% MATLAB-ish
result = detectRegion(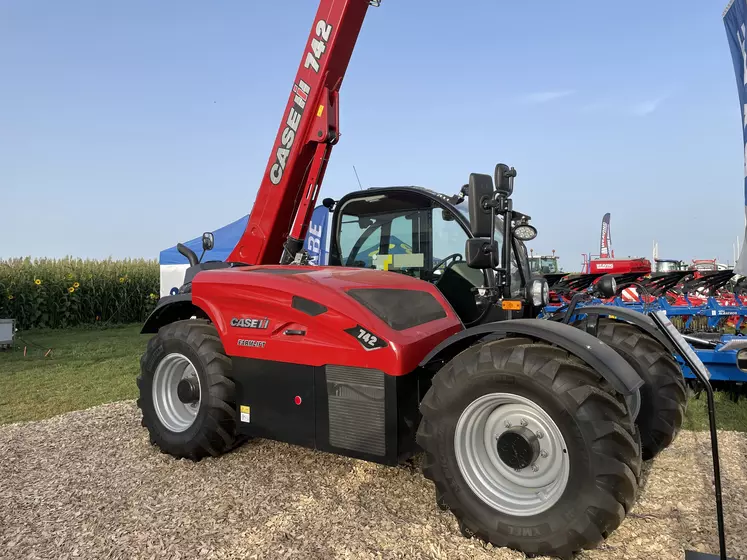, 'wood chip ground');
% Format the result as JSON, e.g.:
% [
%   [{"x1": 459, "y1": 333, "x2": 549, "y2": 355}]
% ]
[{"x1": 1, "y1": 401, "x2": 745, "y2": 560}]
